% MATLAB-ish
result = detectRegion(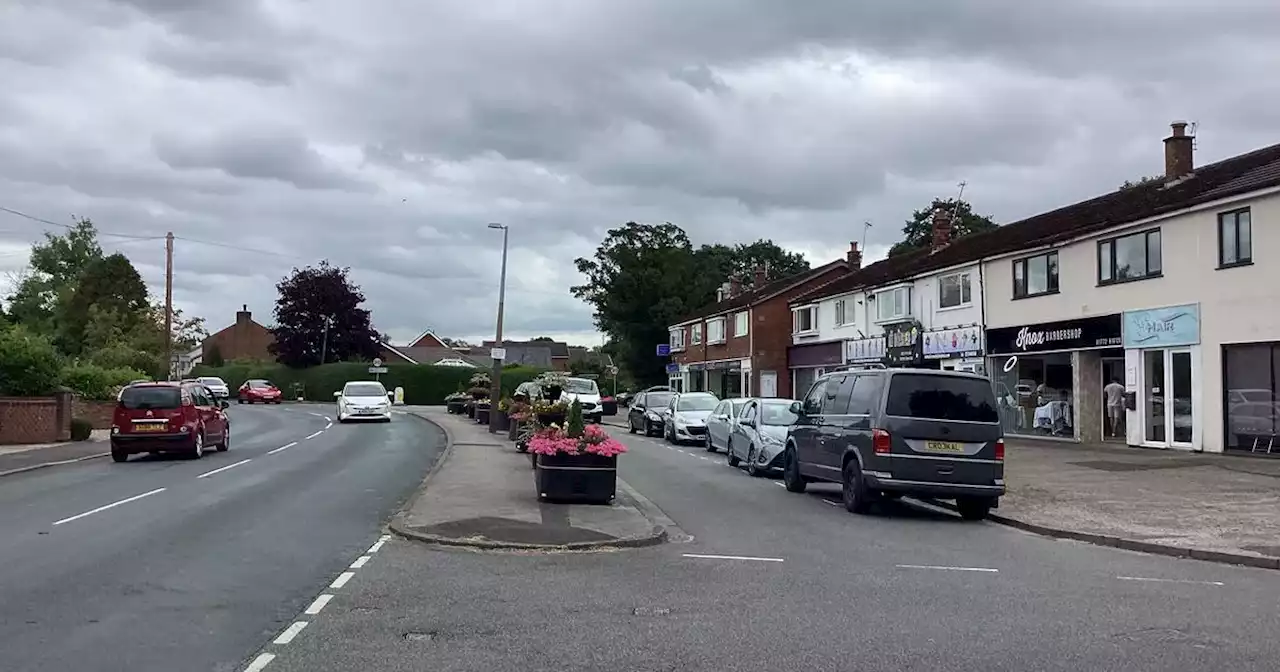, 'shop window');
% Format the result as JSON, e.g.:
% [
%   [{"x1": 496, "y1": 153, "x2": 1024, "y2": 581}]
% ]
[
  {"x1": 1012, "y1": 252, "x2": 1058, "y2": 299},
  {"x1": 1223, "y1": 343, "x2": 1280, "y2": 453},
  {"x1": 938, "y1": 272, "x2": 972, "y2": 308},
  {"x1": 1218, "y1": 208, "x2": 1252, "y2": 268},
  {"x1": 1099, "y1": 229, "x2": 1162, "y2": 284},
  {"x1": 990, "y1": 352, "x2": 1075, "y2": 437}
]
